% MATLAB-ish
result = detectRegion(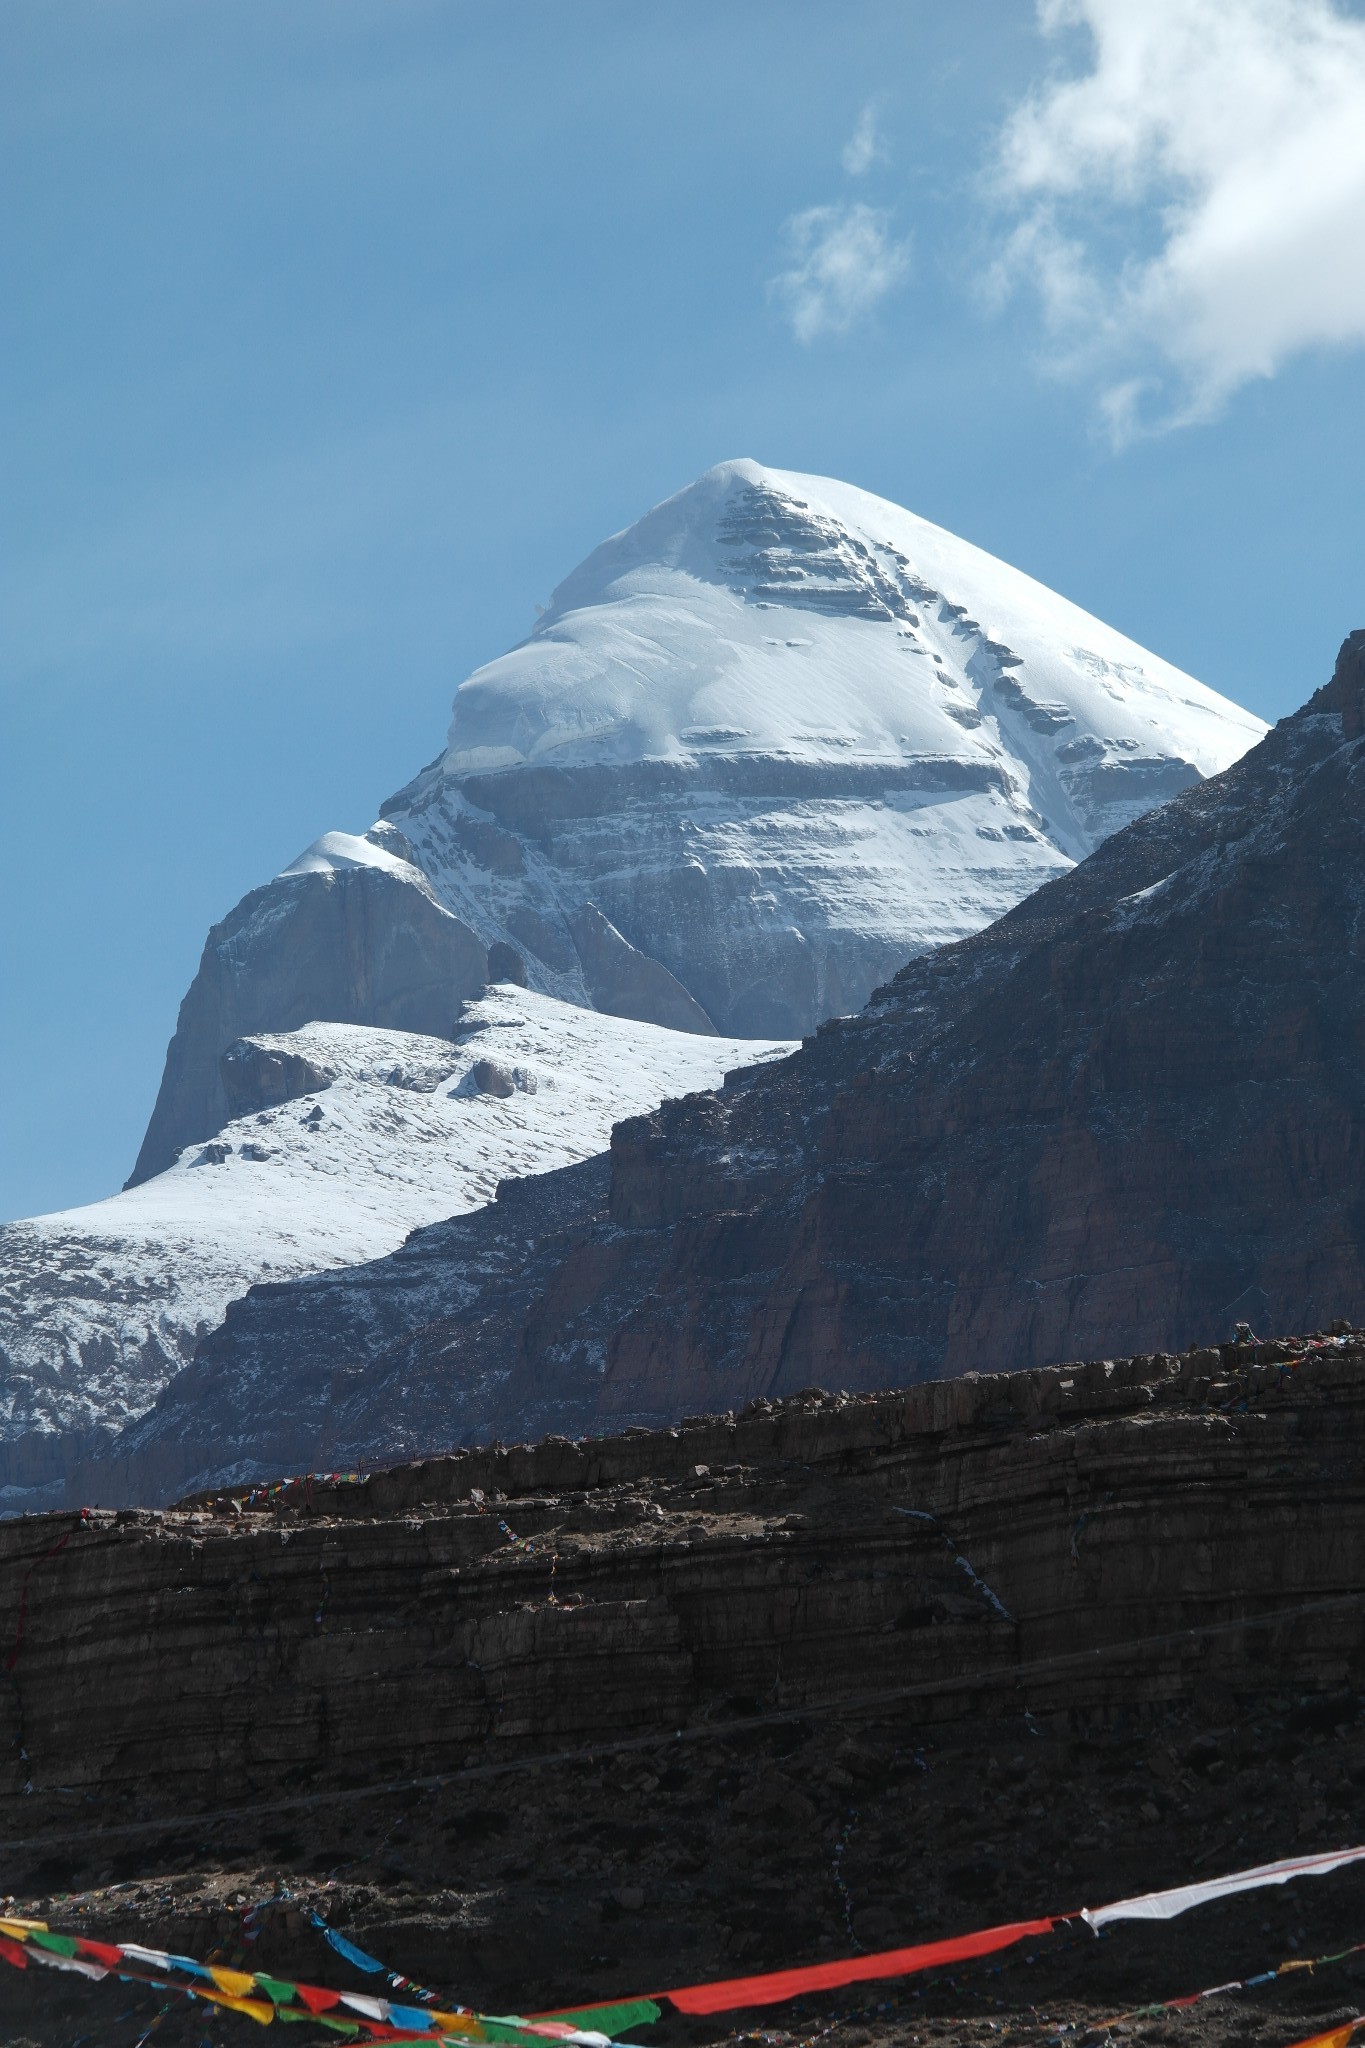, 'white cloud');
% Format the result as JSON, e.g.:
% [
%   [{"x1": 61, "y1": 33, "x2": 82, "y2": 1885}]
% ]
[
  {"x1": 771, "y1": 203, "x2": 910, "y2": 343},
  {"x1": 994, "y1": 0, "x2": 1365, "y2": 438},
  {"x1": 842, "y1": 102, "x2": 883, "y2": 176}
]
